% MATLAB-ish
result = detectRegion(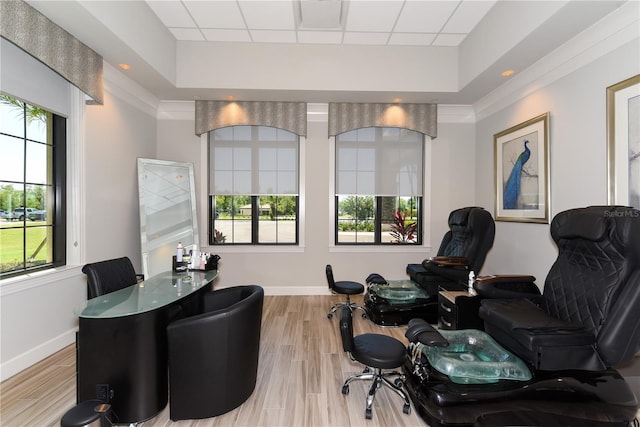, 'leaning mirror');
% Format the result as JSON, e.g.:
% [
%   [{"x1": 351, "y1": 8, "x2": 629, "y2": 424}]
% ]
[{"x1": 137, "y1": 158, "x2": 199, "y2": 278}]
